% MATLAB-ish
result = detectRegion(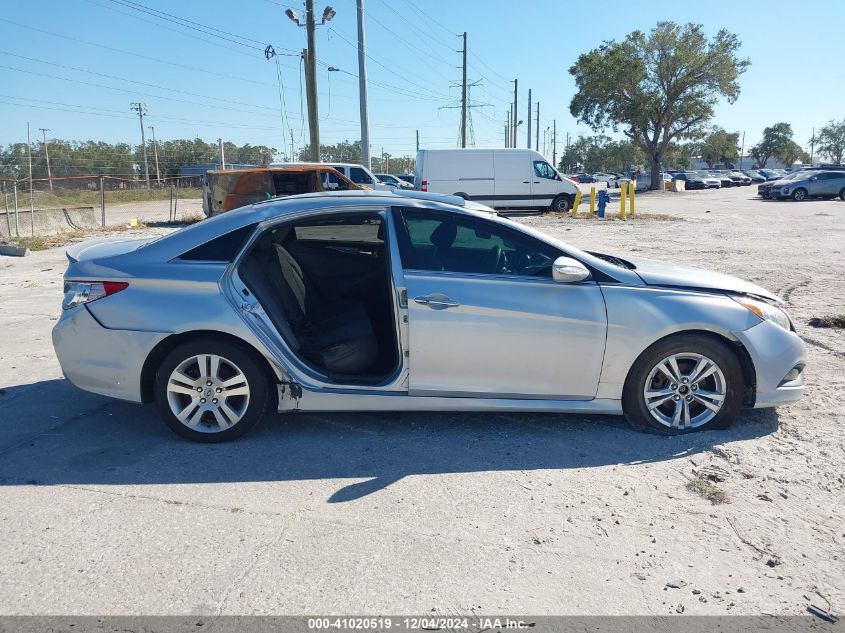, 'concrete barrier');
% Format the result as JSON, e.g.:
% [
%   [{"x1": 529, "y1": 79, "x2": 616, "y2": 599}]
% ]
[{"x1": 0, "y1": 206, "x2": 99, "y2": 239}]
